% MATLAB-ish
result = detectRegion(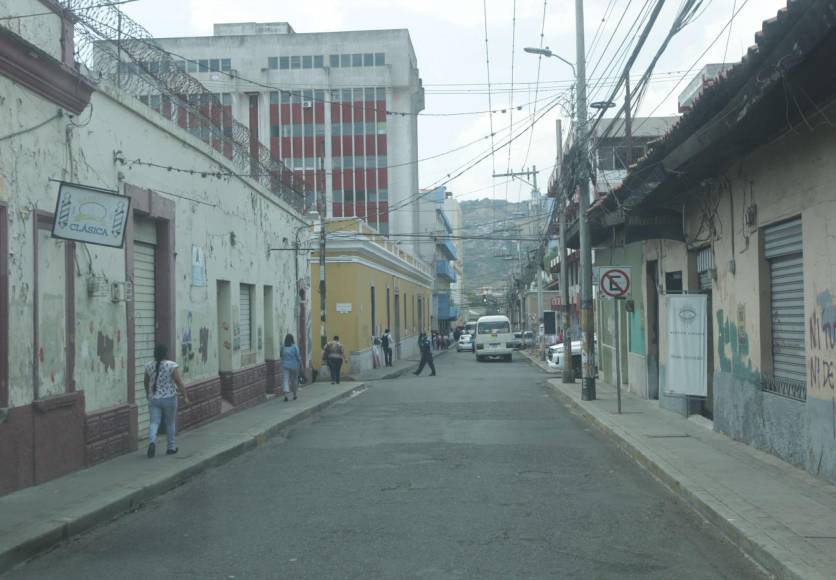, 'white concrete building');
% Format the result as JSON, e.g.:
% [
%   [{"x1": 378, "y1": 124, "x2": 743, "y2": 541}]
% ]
[
  {"x1": 152, "y1": 23, "x2": 425, "y2": 254},
  {"x1": 0, "y1": 3, "x2": 311, "y2": 495}
]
